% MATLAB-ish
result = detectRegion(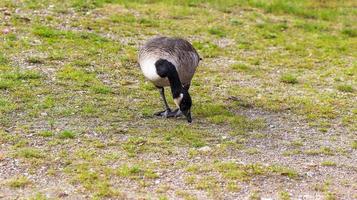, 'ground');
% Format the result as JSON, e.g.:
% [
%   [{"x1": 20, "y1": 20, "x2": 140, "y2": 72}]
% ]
[{"x1": 0, "y1": 0, "x2": 356, "y2": 199}]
